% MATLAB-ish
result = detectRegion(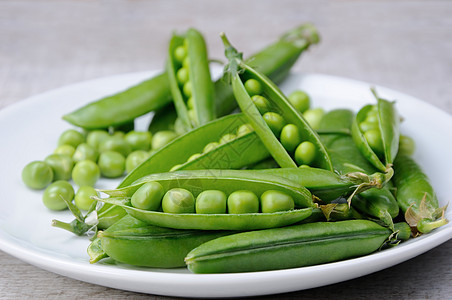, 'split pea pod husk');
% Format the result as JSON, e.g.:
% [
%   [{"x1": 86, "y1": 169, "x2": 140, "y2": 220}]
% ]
[
  {"x1": 167, "y1": 28, "x2": 215, "y2": 129},
  {"x1": 90, "y1": 215, "x2": 232, "y2": 267},
  {"x1": 185, "y1": 220, "x2": 391, "y2": 273},
  {"x1": 392, "y1": 154, "x2": 448, "y2": 234},
  {"x1": 221, "y1": 33, "x2": 332, "y2": 171},
  {"x1": 351, "y1": 90, "x2": 400, "y2": 174}
]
